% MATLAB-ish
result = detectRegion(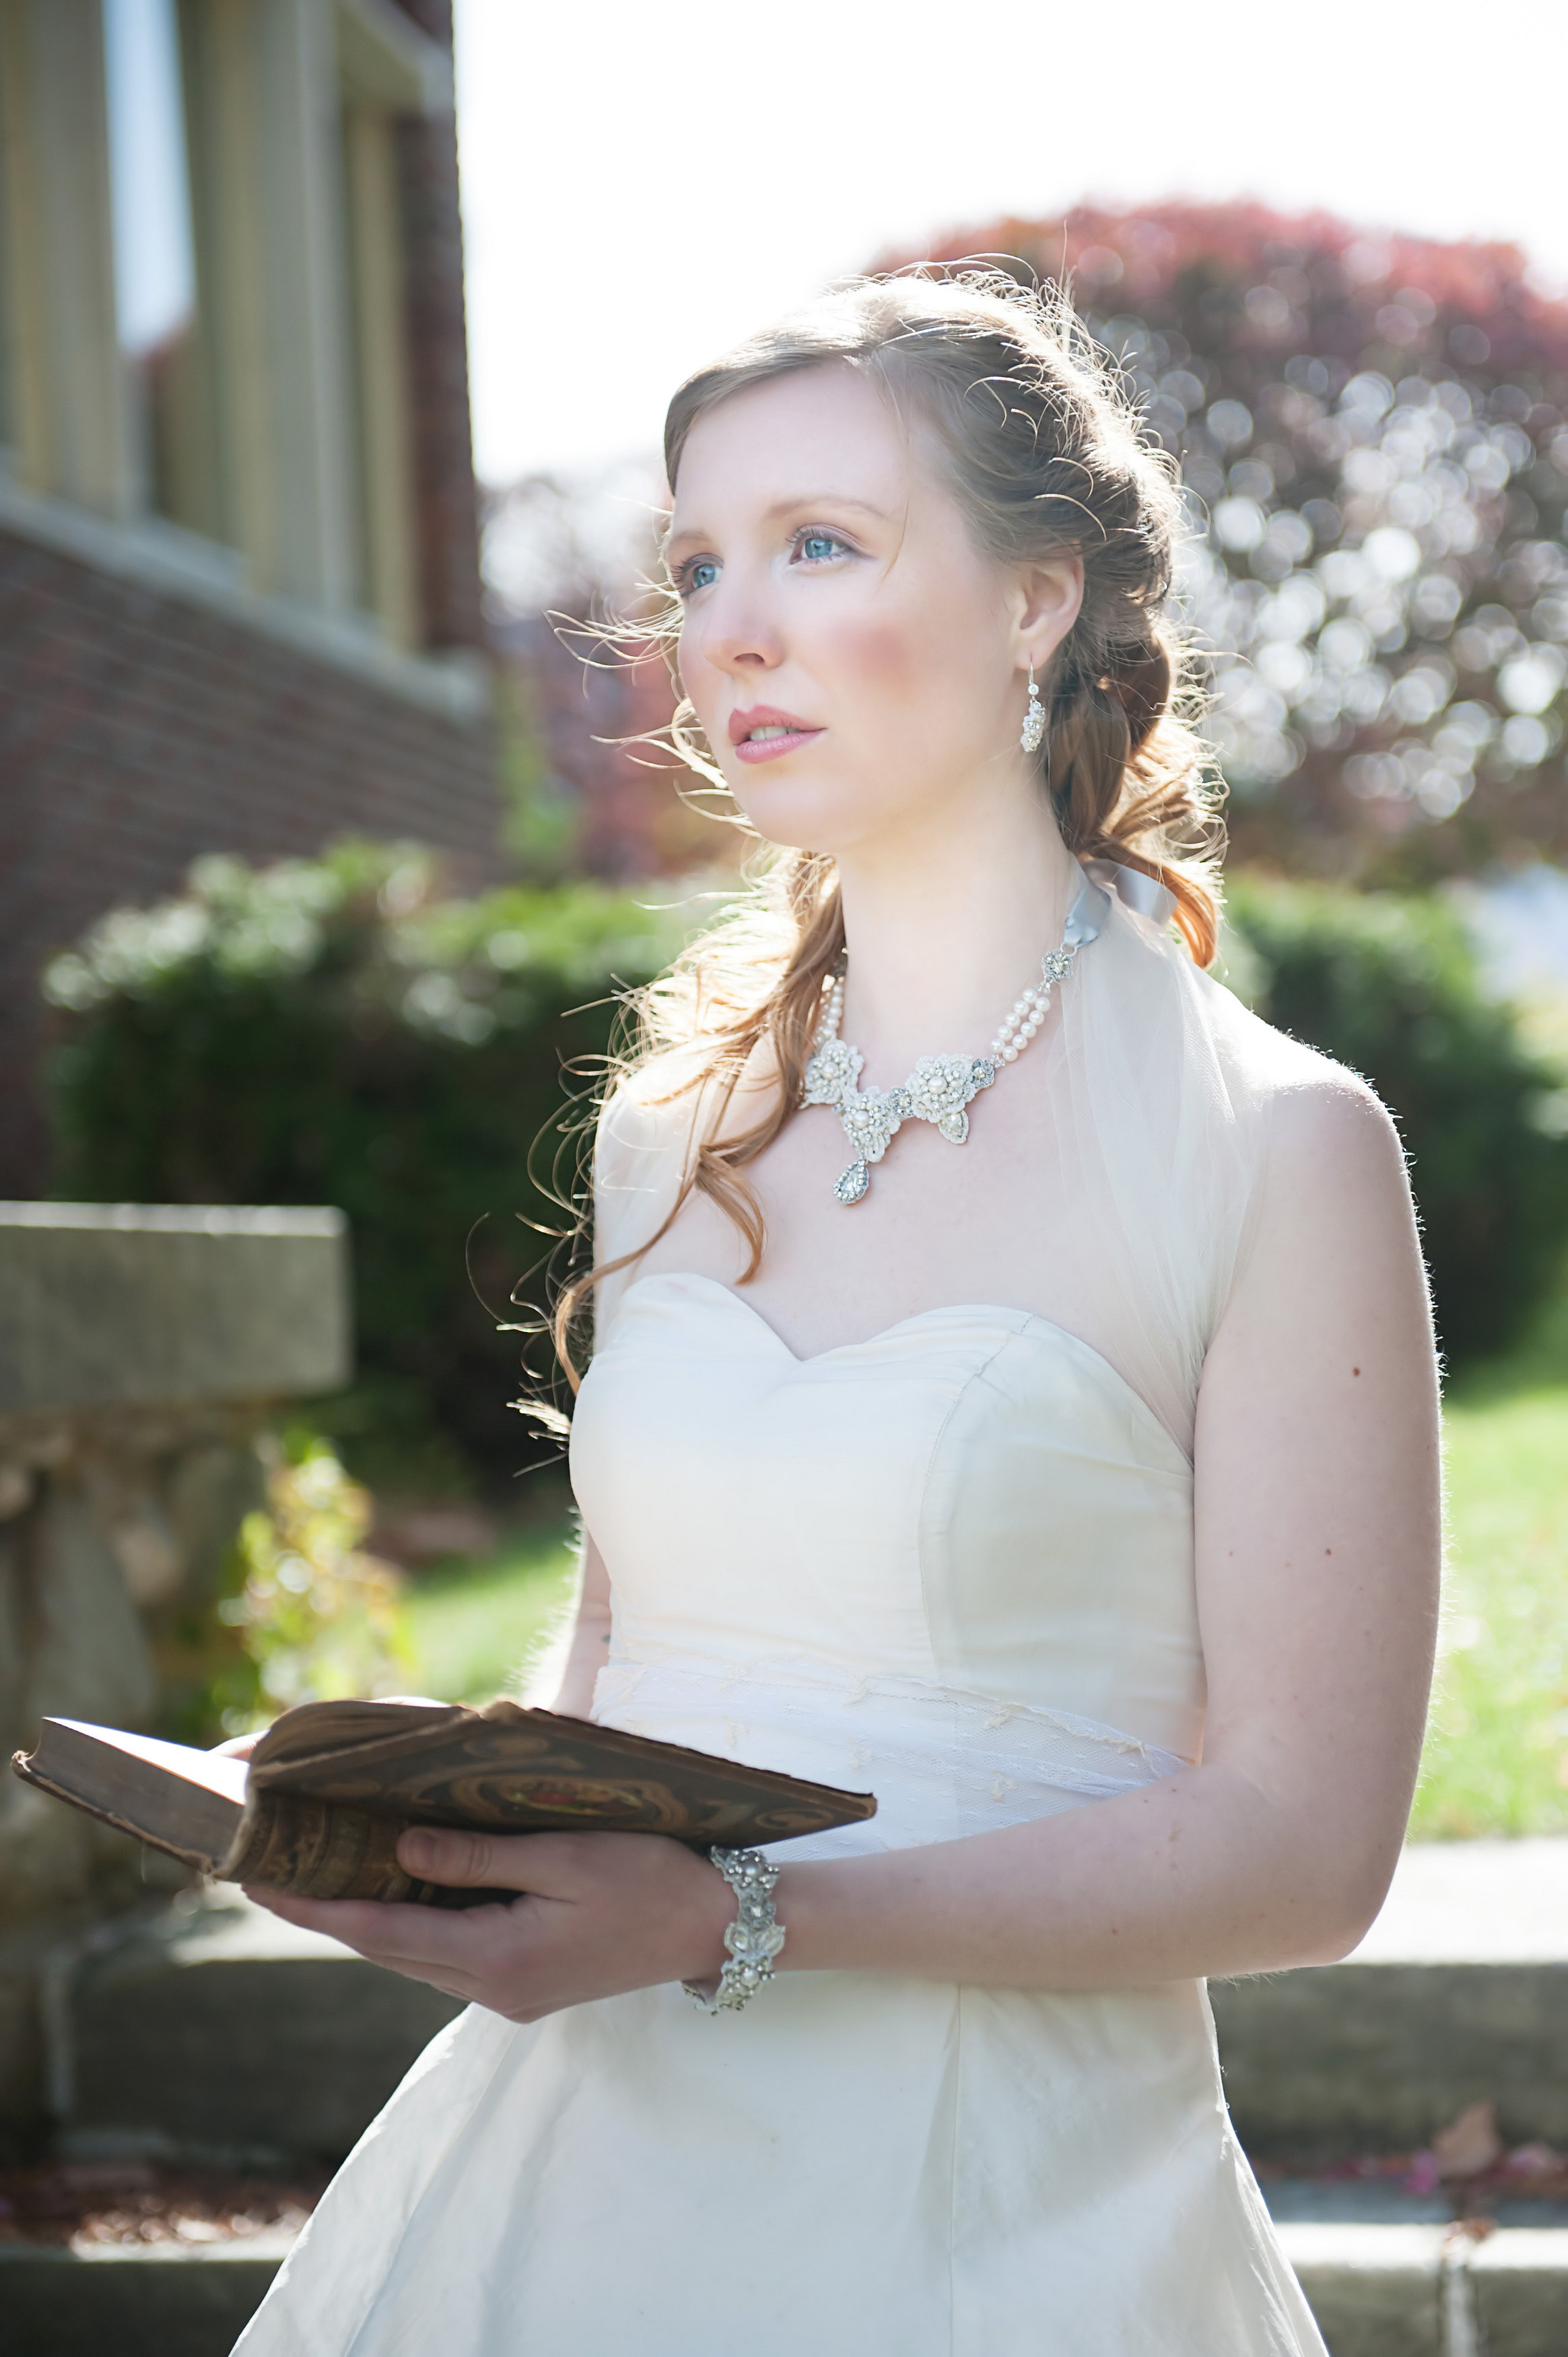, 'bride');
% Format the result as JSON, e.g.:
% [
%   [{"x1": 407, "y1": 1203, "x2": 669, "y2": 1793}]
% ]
[{"x1": 236, "y1": 272, "x2": 1439, "y2": 2356}]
